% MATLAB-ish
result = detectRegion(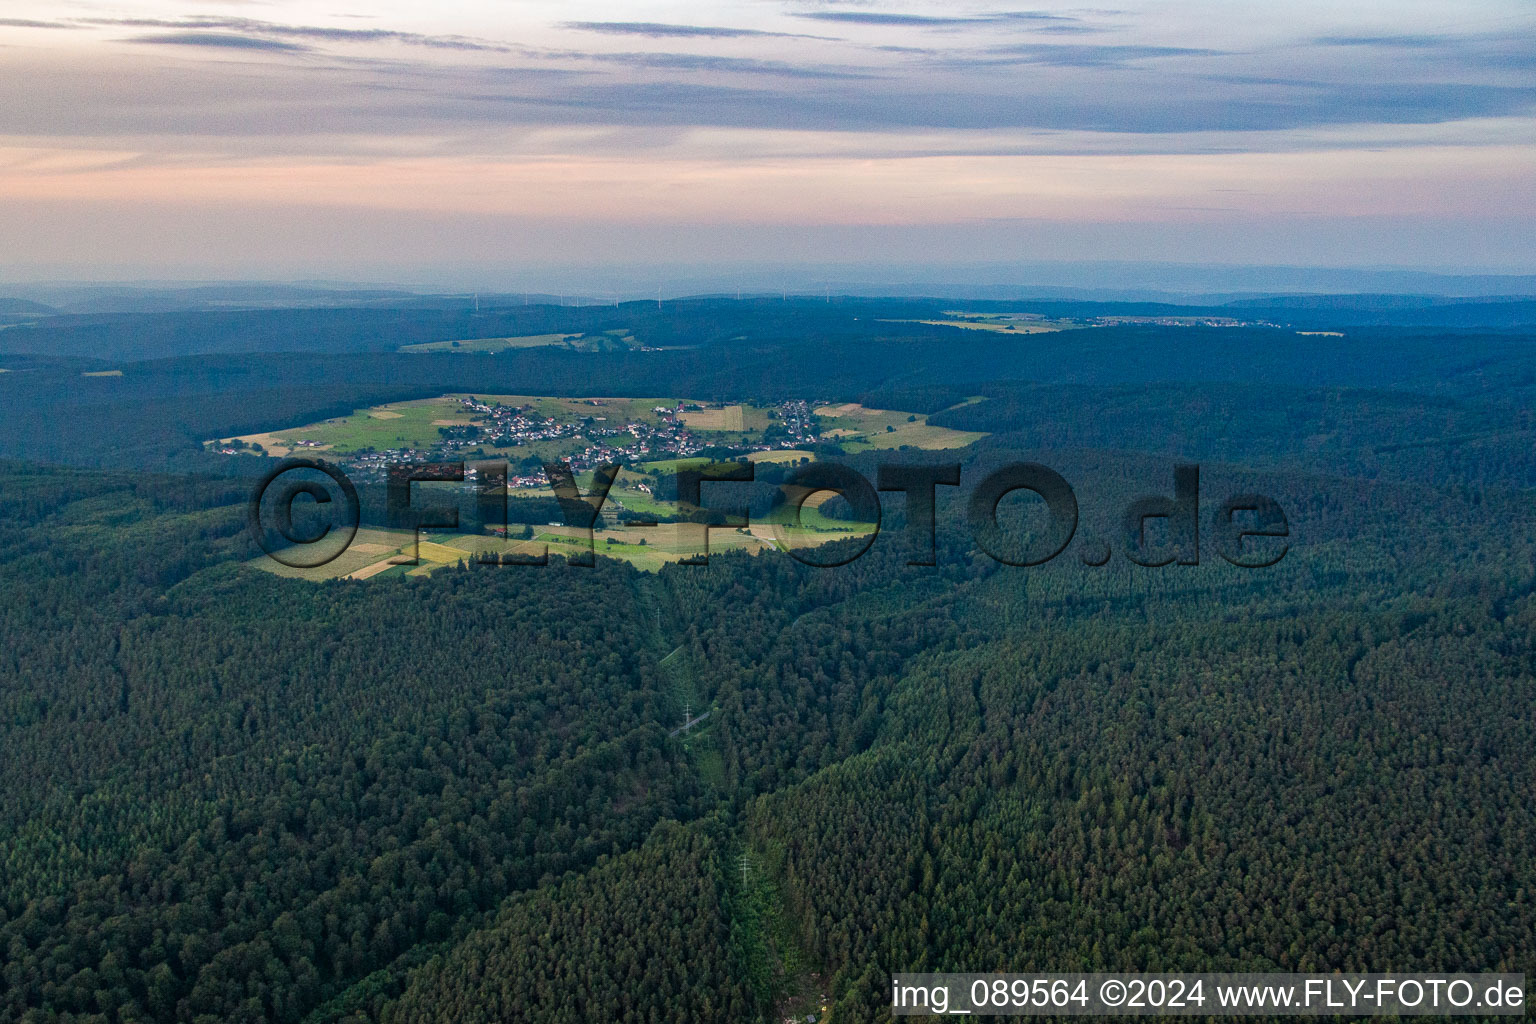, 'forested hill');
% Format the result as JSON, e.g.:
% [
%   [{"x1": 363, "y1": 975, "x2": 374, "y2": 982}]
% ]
[
  {"x1": 4, "y1": 315, "x2": 1536, "y2": 475},
  {"x1": 0, "y1": 293, "x2": 1532, "y2": 361},
  {"x1": 2, "y1": 296, "x2": 1535, "y2": 1023},
  {"x1": 0, "y1": 446, "x2": 1533, "y2": 1022}
]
